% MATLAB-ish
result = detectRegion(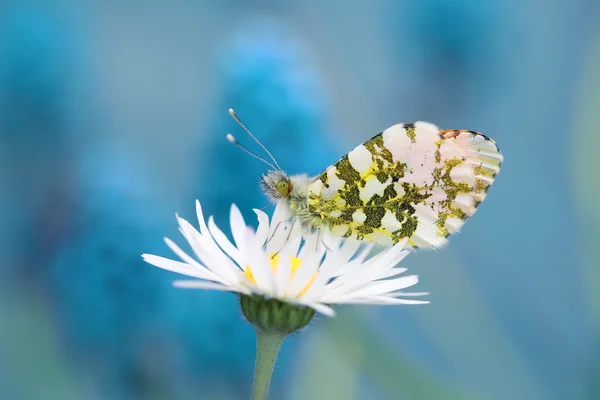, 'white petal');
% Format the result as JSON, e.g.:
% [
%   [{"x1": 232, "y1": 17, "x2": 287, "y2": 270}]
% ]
[
  {"x1": 334, "y1": 244, "x2": 373, "y2": 276},
  {"x1": 332, "y1": 263, "x2": 409, "y2": 296},
  {"x1": 296, "y1": 233, "x2": 319, "y2": 260},
  {"x1": 195, "y1": 200, "x2": 210, "y2": 235},
  {"x1": 338, "y1": 239, "x2": 363, "y2": 265},
  {"x1": 370, "y1": 268, "x2": 409, "y2": 281},
  {"x1": 333, "y1": 275, "x2": 420, "y2": 300},
  {"x1": 387, "y1": 291, "x2": 430, "y2": 297},
  {"x1": 266, "y1": 222, "x2": 292, "y2": 255},
  {"x1": 328, "y1": 245, "x2": 409, "y2": 294},
  {"x1": 164, "y1": 238, "x2": 229, "y2": 282},
  {"x1": 362, "y1": 296, "x2": 430, "y2": 305},
  {"x1": 330, "y1": 296, "x2": 429, "y2": 305},
  {"x1": 176, "y1": 215, "x2": 222, "y2": 267},
  {"x1": 273, "y1": 238, "x2": 300, "y2": 296},
  {"x1": 176, "y1": 216, "x2": 240, "y2": 284},
  {"x1": 310, "y1": 303, "x2": 336, "y2": 316},
  {"x1": 289, "y1": 240, "x2": 324, "y2": 297},
  {"x1": 292, "y1": 299, "x2": 336, "y2": 317},
  {"x1": 322, "y1": 232, "x2": 342, "y2": 251},
  {"x1": 243, "y1": 230, "x2": 274, "y2": 294},
  {"x1": 281, "y1": 229, "x2": 303, "y2": 258},
  {"x1": 310, "y1": 242, "x2": 351, "y2": 289},
  {"x1": 253, "y1": 208, "x2": 270, "y2": 245},
  {"x1": 173, "y1": 280, "x2": 245, "y2": 293},
  {"x1": 207, "y1": 216, "x2": 243, "y2": 265},
  {"x1": 346, "y1": 241, "x2": 372, "y2": 265},
  {"x1": 229, "y1": 204, "x2": 247, "y2": 251},
  {"x1": 303, "y1": 242, "x2": 353, "y2": 300},
  {"x1": 141, "y1": 254, "x2": 220, "y2": 281},
  {"x1": 361, "y1": 240, "x2": 408, "y2": 270},
  {"x1": 270, "y1": 201, "x2": 291, "y2": 235},
  {"x1": 325, "y1": 244, "x2": 376, "y2": 288}
]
